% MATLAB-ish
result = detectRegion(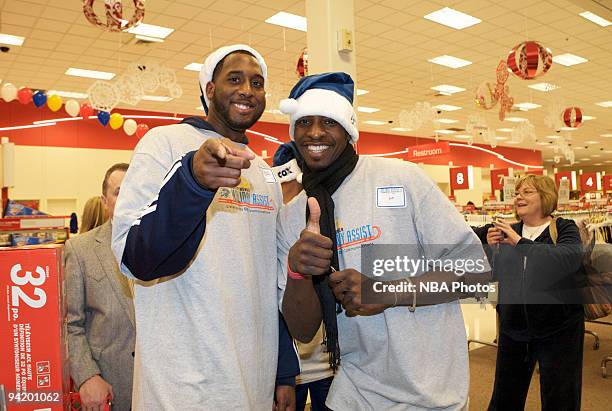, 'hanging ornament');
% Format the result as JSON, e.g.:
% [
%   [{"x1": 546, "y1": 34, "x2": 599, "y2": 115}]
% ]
[
  {"x1": 543, "y1": 99, "x2": 565, "y2": 131},
  {"x1": 114, "y1": 73, "x2": 144, "y2": 106},
  {"x1": 511, "y1": 120, "x2": 536, "y2": 143},
  {"x1": 47, "y1": 94, "x2": 63, "y2": 112},
  {"x1": 135, "y1": 123, "x2": 149, "y2": 138},
  {"x1": 97, "y1": 111, "x2": 110, "y2": 126},
  {"x1": 32, "y1": 91, "x2": 47, "y2": 108},
  {"x1": 296, "y1": 48, "x2": 308, "y2": 78},
  {"x1": 65, "y1": 99, "x2": 81, "y2": 117},
  {"x1": 17, "y1": 87, "x2": 33, "y2": 104},
  {"x1": 82, "y1": 0, "x2": 145, "y2": 32},
  {"x1": 399, "y1": 102, "x2": 438, "y2": 130},
  {"x1": 474, "y1": 60, "x2": 514, "y2": 121},
  {"x1": 123, "y1": 119, "x2": 137, "y2": 135},
  {"x1": 562, "y1": 107, "x2": 582, "y2": 128},
  {"x1": 80, "y1": 102, "x2": 94, "y2": 118},
  {"x1": 507, "y1": 41, "x2": 552, "y2": 80},
  {"x1": 88, "y1": 80, "x2": 120, "y2": 112}
]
